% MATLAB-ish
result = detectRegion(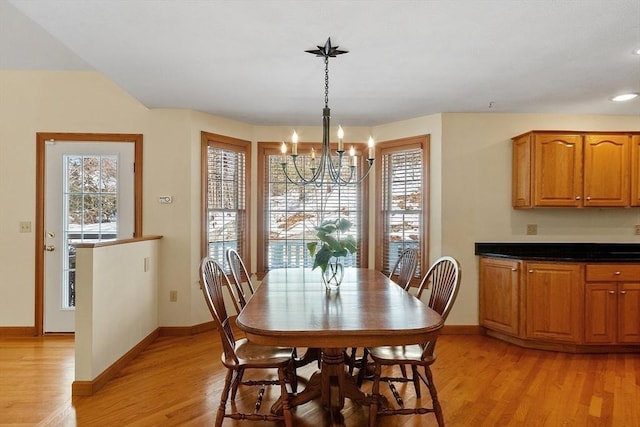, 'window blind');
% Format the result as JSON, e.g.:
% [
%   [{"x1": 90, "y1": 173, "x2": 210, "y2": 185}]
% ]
[
  {"x1": 262, "y1": 149, "x2": 364, "y2": 270},
  {"x1": 381, "y1": 147, "x2": 423, "y2": 278},
  {"x1": 205, "y1": 145, "x2": 246, "y2": 268}
]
